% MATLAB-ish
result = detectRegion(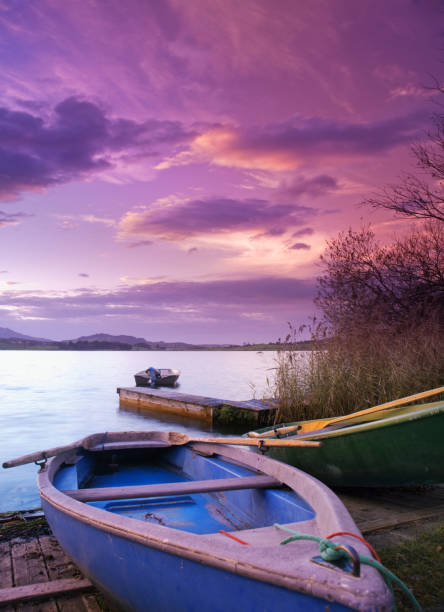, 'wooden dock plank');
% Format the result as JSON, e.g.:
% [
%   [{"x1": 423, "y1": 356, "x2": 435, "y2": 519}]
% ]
[
  {"x1": 11, "y1": 538, "x2": 48, "y2": 586},
  {"x1": 337, "y1": 486, "x2": 444, "y2": 536},
  {"x1": 38, "y1": 536, "x2": 80, "y2": 581},
  {"x1": 54, "y1": 593, "x2": 103, "y2": 612},
  {"x1": 38, "y1": 536, "x2": 100, "y2": 612},
  {"x1": 0, "y1": 541, "x2": 13, "y2": 589},
  {"x1": 0, "y1": 535, "x2": 107, "y2": 612},
  {"x1": 11, "y1": 538, "x2": 57, "y2": 612},
  {"x1": 117, "y1": 386, "x2": 276, "y2": 425},
  {"x1": 0, "y1": 578, "x2": 93, "y2": 605},
  {"x1": 358, "y1": 505, "x2": 444, "y2": 534},
  {"x1": 0, "y1": 542, "x2": 14, "y2": 612}
]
